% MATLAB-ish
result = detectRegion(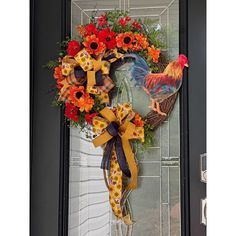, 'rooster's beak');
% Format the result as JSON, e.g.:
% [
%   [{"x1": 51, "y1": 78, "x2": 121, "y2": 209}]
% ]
[{"x1": 184, "y1": 63, "x2": 189, "y2": 67}]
